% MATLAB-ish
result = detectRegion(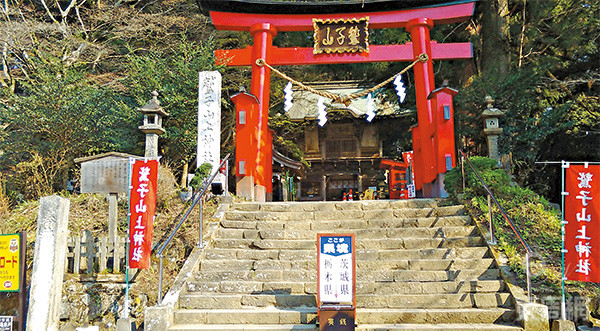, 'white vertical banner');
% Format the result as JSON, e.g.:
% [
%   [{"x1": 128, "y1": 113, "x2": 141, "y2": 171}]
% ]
[
  {"x1": 318, "y1": 234, "x2": 355, "y2": 305},
  {"x1": 197, "y1": 71, "x2": 222, "y2": 172}
]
